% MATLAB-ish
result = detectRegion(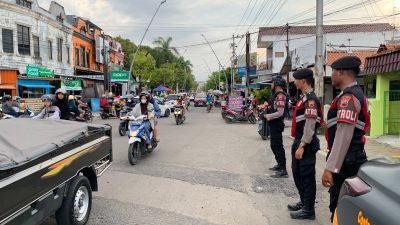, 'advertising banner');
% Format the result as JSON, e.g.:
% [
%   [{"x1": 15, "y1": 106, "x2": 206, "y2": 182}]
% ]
[
  {"x1": 20, "y1": 98, "x2": 44, "y2": 113},
  {"x1": 26, "y1": 65, "x2": 54, "y2": 78},
  {"x1": 228, "y1": 96, "x2": 244, "y2": 111},
  {"x1": 111, "y1": 71, "x2": 129, "y2": 82},
  {"x1": 61, "y1": 78, "x2": 82, "y2": 91}
]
